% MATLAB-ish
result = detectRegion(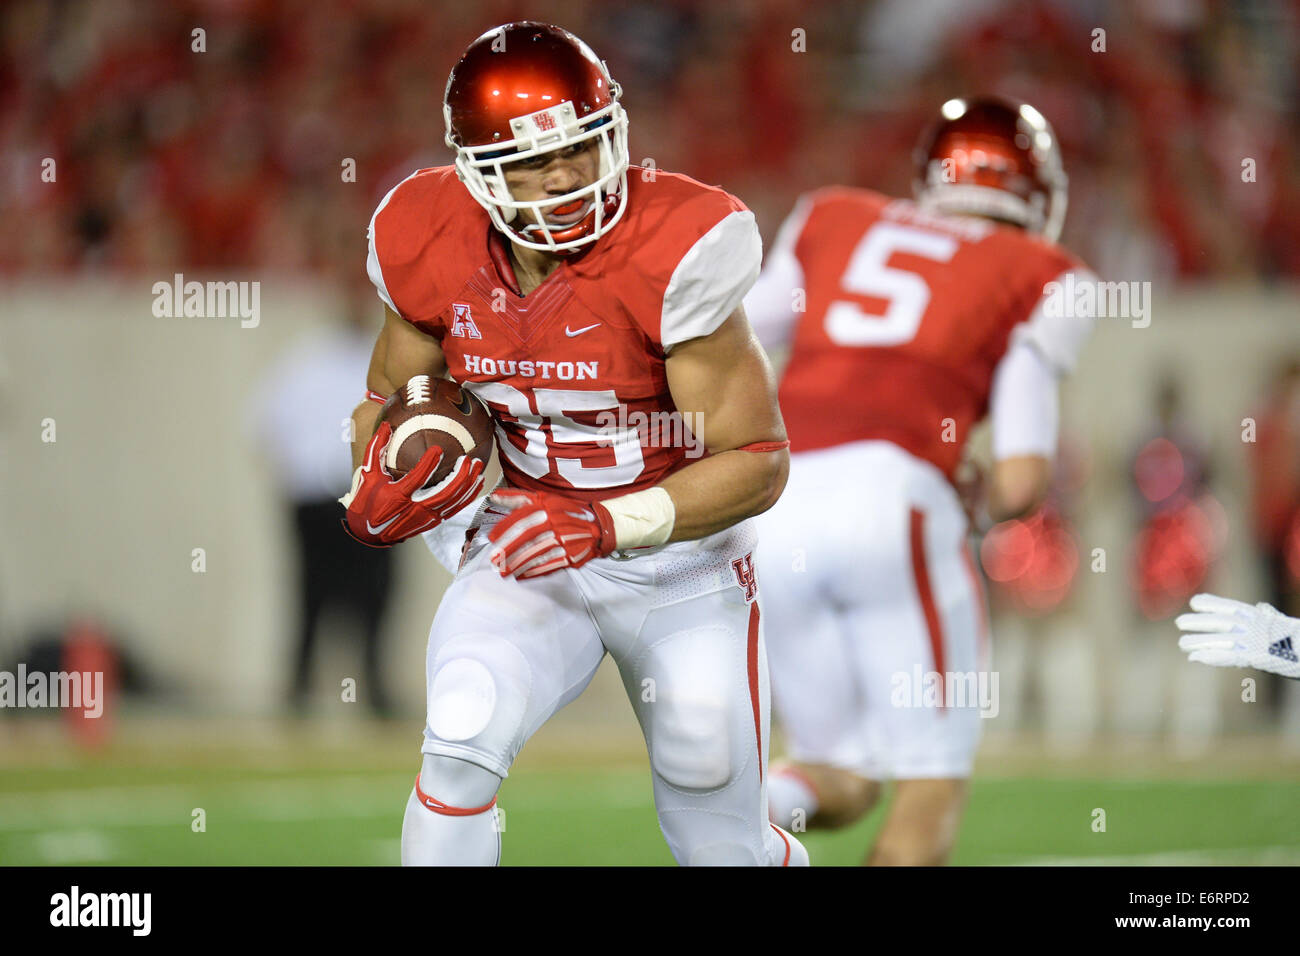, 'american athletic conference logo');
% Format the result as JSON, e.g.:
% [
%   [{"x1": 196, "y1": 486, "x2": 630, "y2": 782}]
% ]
[
  {"x1": 732, "y1": 553, "x2": 757, "y2": 602},
  {"x1": 450, "y1": 303, "x2": 482, "y2": 339}
]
